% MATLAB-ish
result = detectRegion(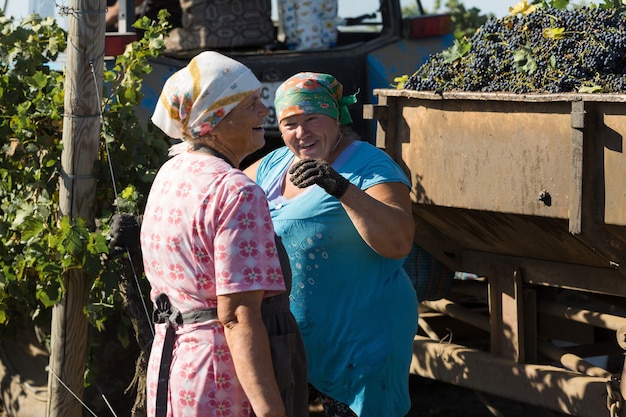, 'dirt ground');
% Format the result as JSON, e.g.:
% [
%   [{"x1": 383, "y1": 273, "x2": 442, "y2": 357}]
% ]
[
  {"x1": 0, "y1": 328, "x2": 571, "y2": 417},
  {"x1": 0, "y1": 376, "x2": 571, "y2": 417},
  {"x1": 308, "y1": 374, "x2": 570, "y2": 417},
  {"x1": 404, "y1": 375, "x2": 570, "y2": 417}
]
